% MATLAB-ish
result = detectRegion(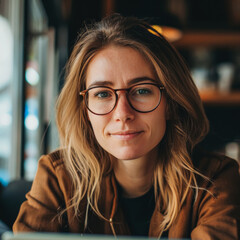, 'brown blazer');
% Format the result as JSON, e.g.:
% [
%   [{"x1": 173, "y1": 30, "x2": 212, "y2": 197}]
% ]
[{"x1": 13, "y1": 150, "x2": 240, "y2": 239}]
